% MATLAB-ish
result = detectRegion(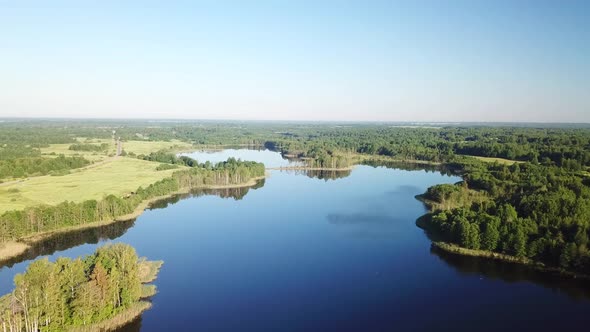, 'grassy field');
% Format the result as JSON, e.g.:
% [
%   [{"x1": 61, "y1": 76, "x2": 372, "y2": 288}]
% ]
[
  {"x1": 462, "y1": 155, "x2": 523, "y2": 165},
  {"x1": 39, "y1": 139, "x2": 193, "y2": 160},
  {"x1": 40, "y1": 138, "x2": 113, "y2": 161},
  {"x1": 0, "y1": 157, "x2": 187, "y2": 214},
  {"x1": 122, "y1": 140, "x2": 193, "y2": 155},
  {"x1": 0, "y1": 140, "x2": 197, "y2": 214}
]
